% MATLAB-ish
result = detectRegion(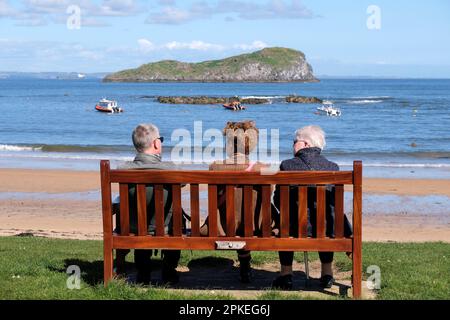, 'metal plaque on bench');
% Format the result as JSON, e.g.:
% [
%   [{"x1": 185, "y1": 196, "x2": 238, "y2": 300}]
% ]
[{"x1": 215, "y1": 241, "x2": 246, "y2": 250}]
